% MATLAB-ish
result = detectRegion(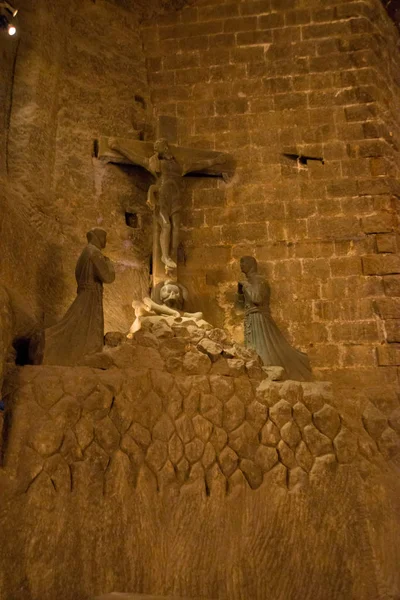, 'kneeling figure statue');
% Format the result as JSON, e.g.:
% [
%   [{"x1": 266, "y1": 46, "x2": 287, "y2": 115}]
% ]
[{"x1": 237, "y1": 256, "x2": 312, "y2": 381}]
